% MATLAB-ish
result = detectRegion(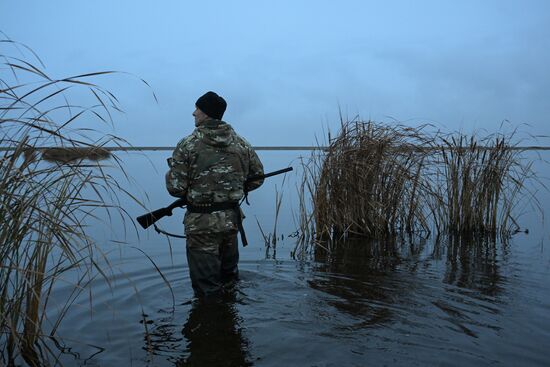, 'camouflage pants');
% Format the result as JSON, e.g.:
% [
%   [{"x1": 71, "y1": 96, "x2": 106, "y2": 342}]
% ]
[{"x1": 186, "y1": 231, "x2": 239, "y2": 297}]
